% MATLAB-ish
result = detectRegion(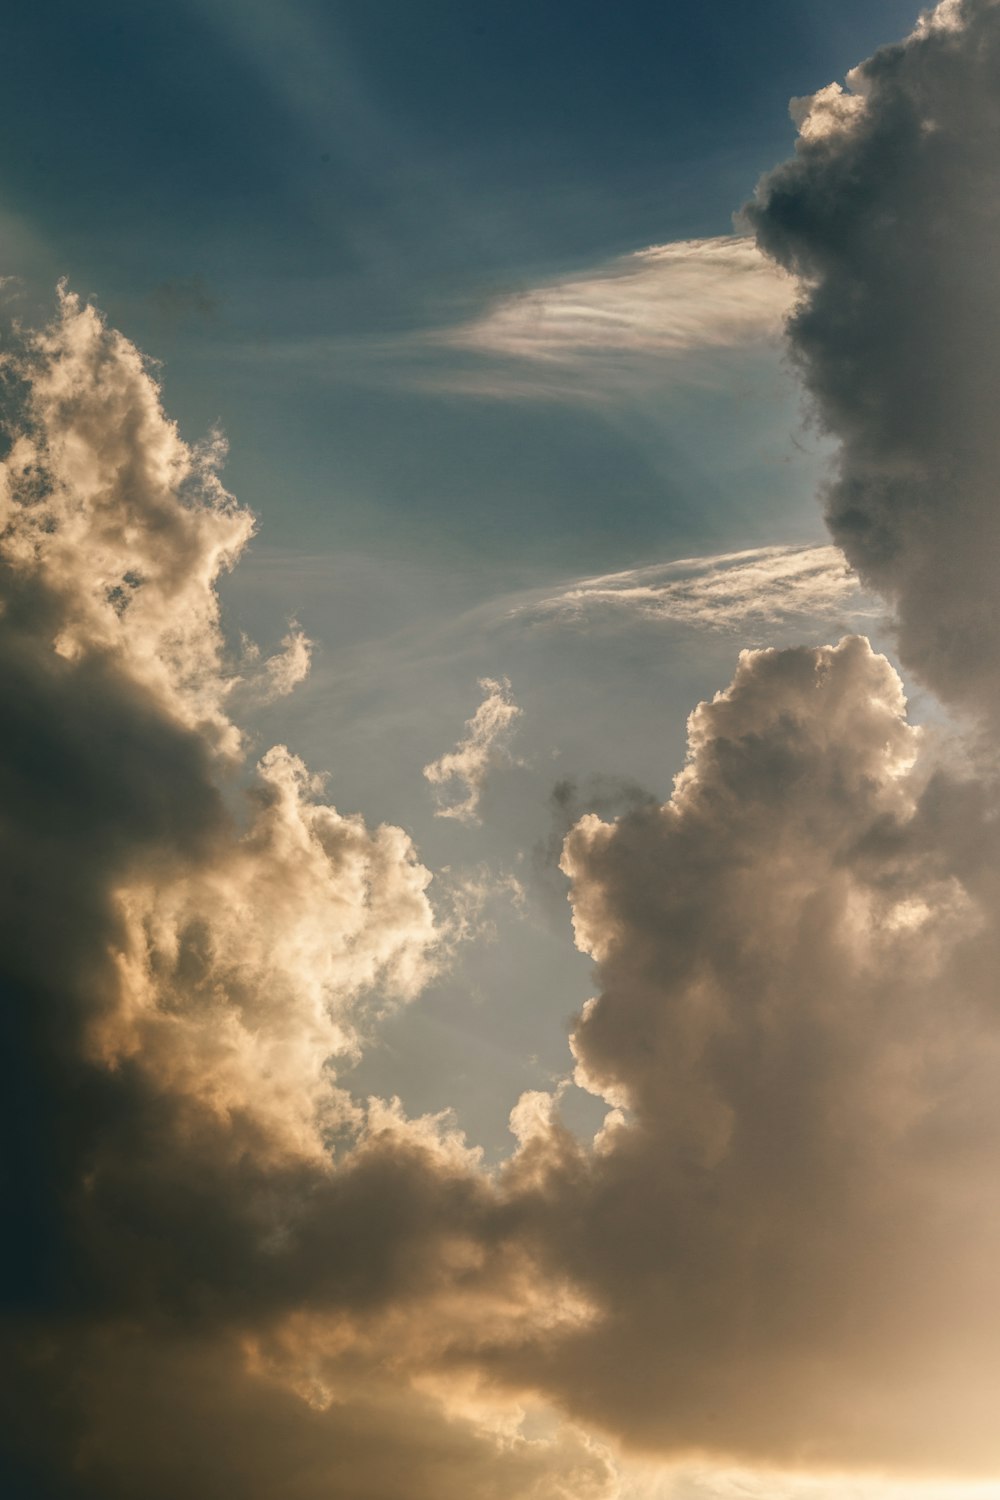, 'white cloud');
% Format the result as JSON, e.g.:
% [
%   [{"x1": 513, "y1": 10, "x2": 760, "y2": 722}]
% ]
[
  {"x1": 207, "y1": 235, "x2": 795, "y2": 405},
  {"x1": 522, "y1": 543, "x2": 869, "y2": 632},
  {"x1": 439, "y1": 236, "x2": 791, "y2": 366},
  {"x1": 0, "y1": 288, "x2": 442, "y2": 1160},
  {"x1": 423, "y1": 676, "x2": 522, "y2": 825}
]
